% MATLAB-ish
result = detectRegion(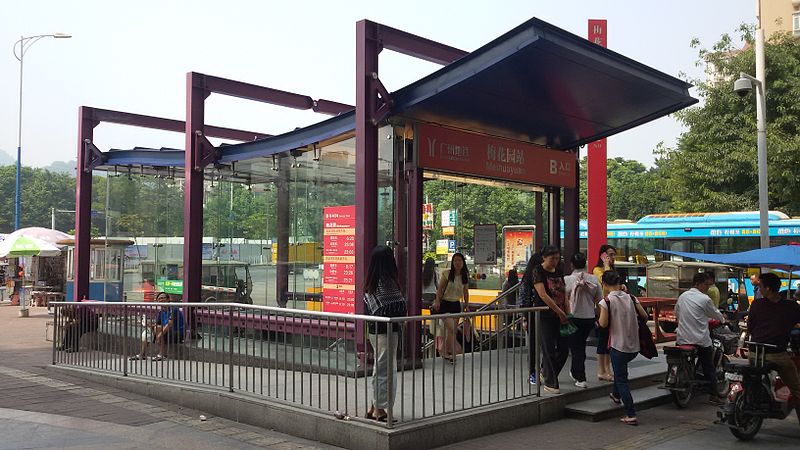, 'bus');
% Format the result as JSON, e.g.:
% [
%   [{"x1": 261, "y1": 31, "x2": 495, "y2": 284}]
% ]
[{"x1": 565, "y1": 211, "x2": 800, "y2": 263}]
